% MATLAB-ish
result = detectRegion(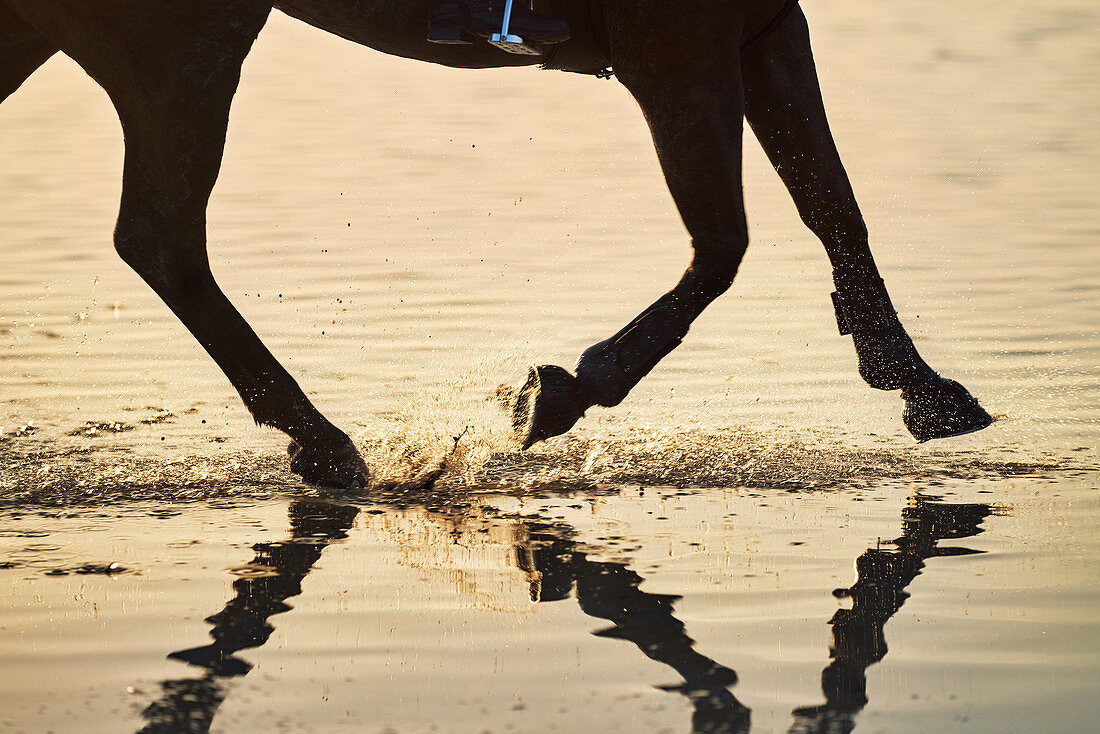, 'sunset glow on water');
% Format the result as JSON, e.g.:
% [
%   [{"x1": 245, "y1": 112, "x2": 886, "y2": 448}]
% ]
[{"x1": 2, "y1": 1, "x2": 1098, "y2": 732}]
